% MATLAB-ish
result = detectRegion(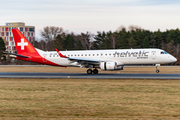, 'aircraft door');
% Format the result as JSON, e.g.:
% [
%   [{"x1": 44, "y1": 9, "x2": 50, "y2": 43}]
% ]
[
  {"x1": 151, "y1": 51, "x2": 156, "y2": 59},
  {"x1": 43, "y1": 54, "x2": 47, "y2": 62}
]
